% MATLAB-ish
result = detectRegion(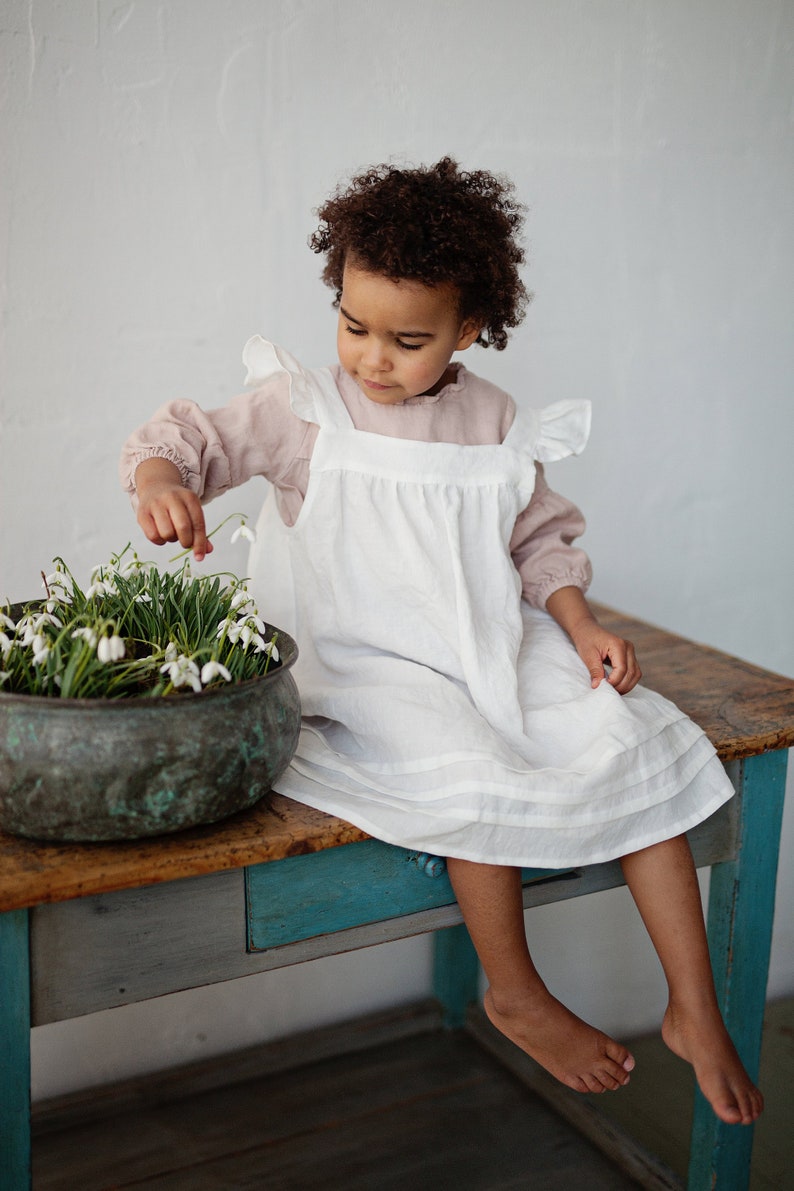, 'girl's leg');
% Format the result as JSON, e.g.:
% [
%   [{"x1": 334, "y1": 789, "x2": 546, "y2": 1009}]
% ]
[
  {"x1": 445, "y1": 858, "x2": 635, "y2": 1094},
  {"x1": 620, "y1": 835, "x2": 763, "y2": 1125}
]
